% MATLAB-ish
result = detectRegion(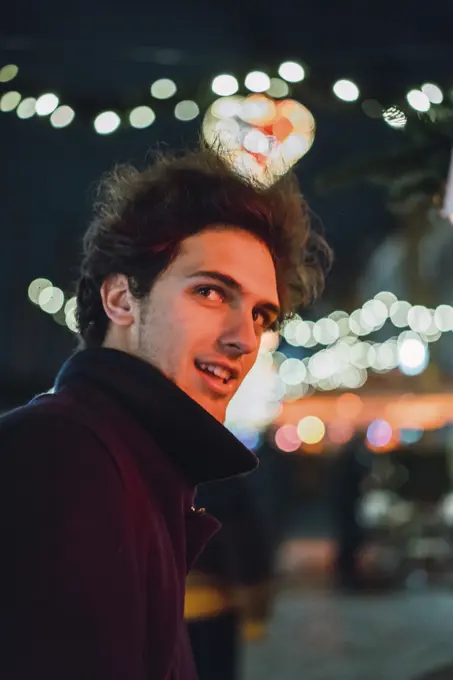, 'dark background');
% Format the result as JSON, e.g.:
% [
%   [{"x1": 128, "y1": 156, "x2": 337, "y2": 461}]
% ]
[{"x1": 1, "y1": 0, "x2": 452, "y2": 404}]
